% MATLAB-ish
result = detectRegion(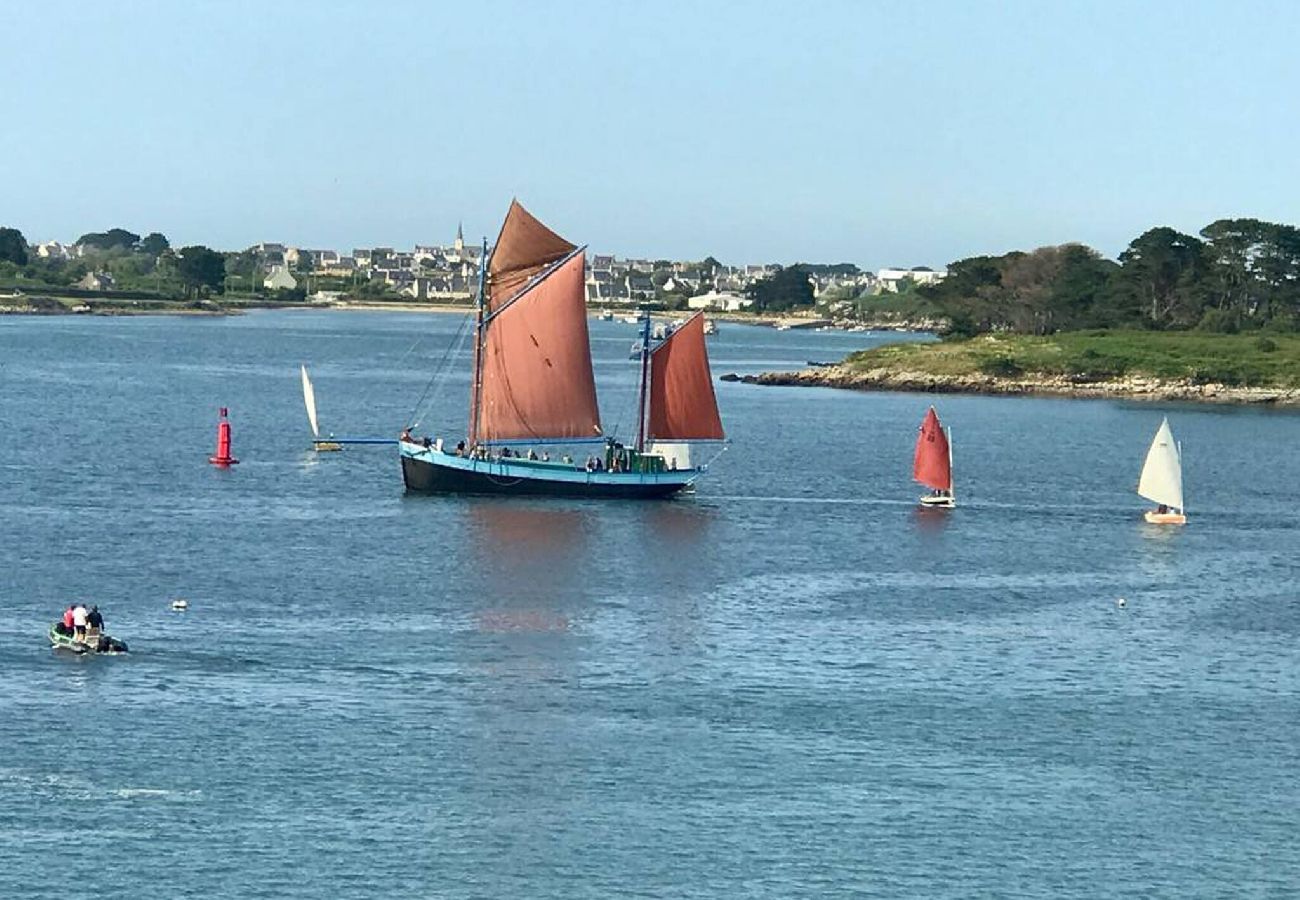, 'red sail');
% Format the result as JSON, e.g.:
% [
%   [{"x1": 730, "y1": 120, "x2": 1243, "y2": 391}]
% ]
[
  {"x1": 647, "y1": 313, "x2": 724, "y2": 441},
  {"x1": 913, "y1": 407, "x2": 951, "y2": 491},
  {"x1": 478, "y1": 252, "x2": 602, "y2": 442},
  {"x1": 487, "y1": 200, "x2": 576, "y2": 314}
]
